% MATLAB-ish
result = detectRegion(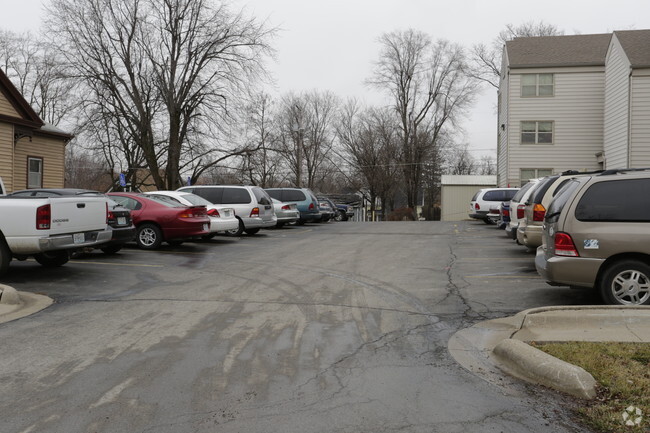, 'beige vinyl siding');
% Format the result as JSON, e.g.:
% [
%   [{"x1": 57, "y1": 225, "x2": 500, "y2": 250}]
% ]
[
  {"x1": 507, "y1": 70, "x2": 604, "y2": 185},
  {"x1": 13, "y1": 134, "x2": 66, "y2": 190},
  {"x1": 0, "y1": 92, "x2": 19, "y2": 118},
  {"x1": 604, "y1": 35, "x2": 631, "y2": 169},
  {"x1": 0, "y1": 122, "x2": 13, "y2": 192},
  {"x1": 630, "y1": 72, "x2": 650, "y2": 167},
  {"x1": 497, "y1": 49, "x2": 509, "y2": 187}
]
